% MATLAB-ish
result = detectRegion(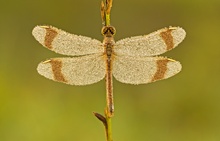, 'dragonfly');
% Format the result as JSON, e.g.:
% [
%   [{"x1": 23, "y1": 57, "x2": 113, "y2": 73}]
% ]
[{"x1": 32, "y1": 22, "x2": 186, "y2": 117}]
